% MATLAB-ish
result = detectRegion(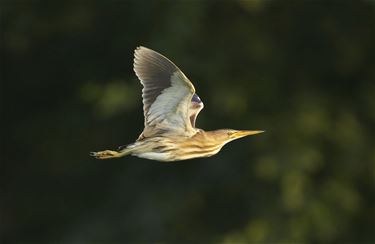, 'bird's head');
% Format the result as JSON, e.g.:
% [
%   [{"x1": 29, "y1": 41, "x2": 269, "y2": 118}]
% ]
[{"x1": 213, "y1": 129, "x2": 264, "y2": 144}]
